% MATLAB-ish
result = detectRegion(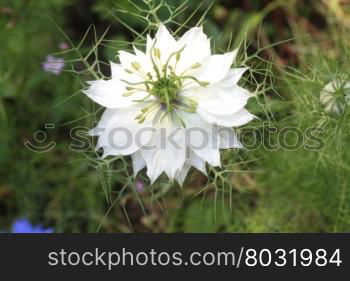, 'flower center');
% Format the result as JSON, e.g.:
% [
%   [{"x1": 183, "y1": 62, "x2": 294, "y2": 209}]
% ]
[
  {"x1": 122, "y1": 42, "x2": 210, "y2": 123},
  {"x1": 151, "y1": 76, "x2": 181, "y2": 111}
]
